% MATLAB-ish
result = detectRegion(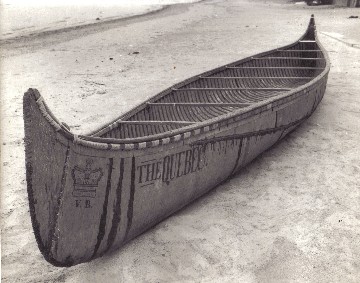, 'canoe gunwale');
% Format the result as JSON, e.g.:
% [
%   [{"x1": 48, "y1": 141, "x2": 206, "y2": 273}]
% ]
[{"x1": 25, "y1": 15, "x2": 330, "y2": 151}]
